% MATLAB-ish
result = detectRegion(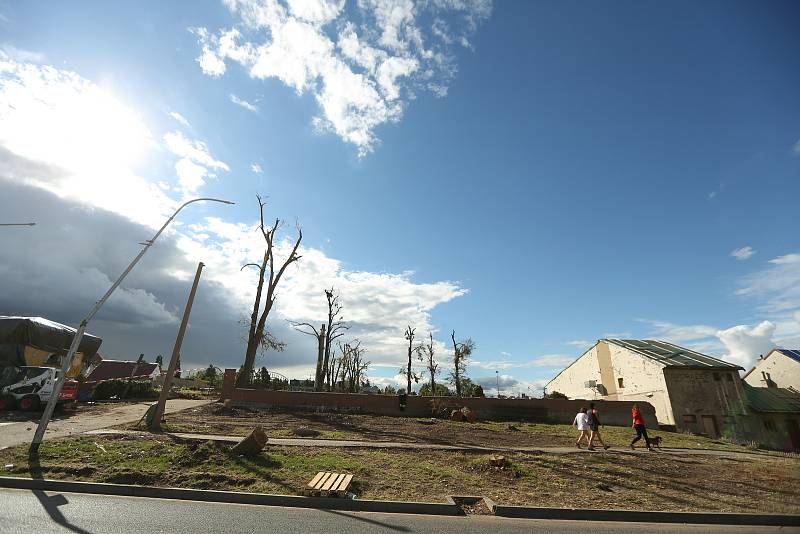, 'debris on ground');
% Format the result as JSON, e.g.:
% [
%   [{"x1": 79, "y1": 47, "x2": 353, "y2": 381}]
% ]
[
  {"x1": 452, "y1": 496, "x2": 493, "y2": 515},
  {"x1": 94, "y1": 442, "x2": 107, "y2": 453},
  {"x1": 304, "y1": 471, "x2": 353, "y2": 497},
  {"x1": 450, "y1": 409, "x2": 465, "y2": 422},
  {"x1": 461, "y1": 407, "x2": 476, "y2": 423},
  {"x1": 230, "y1": 426, "x2": 268, "y2": 456},
  {"x1": 488, "y1": 454, "x2": 507, "y2": 467},
  {"x1": 292, "y1": 426, "x2": 320, "y2": 437}
]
